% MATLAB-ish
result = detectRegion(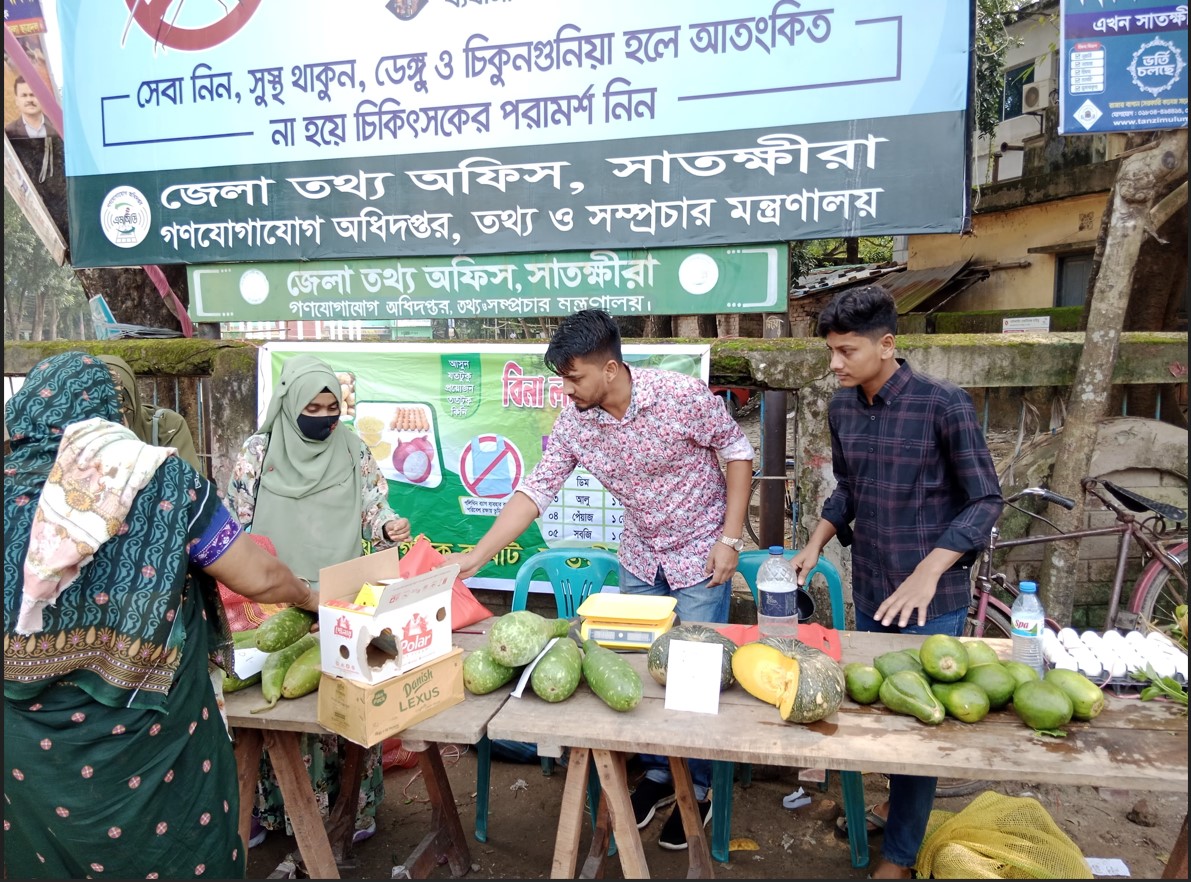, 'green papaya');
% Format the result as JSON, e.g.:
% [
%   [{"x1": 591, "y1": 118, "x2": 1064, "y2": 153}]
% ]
[
  {"x1": 930, "y1": 681, "x2": 991, "y2": 723},
  {"x1": 1012, "y1": 680, "x2": 1074, "y2": 731},
  {"x1": 843, "y1": 662, "x2": 884, "y2": 705},
  {"x1": 874, "y1": 649, "x2": 925, "y2": 680},
  {"x1": 1044, "y1": 668, "x2": 1105, "y2": 721},
  {"x1": 487, "y1": 611, "x2": 571, "y2": 667},
  {"x1": 919, "y1": 634, "x2": 969, "y2": 683},
  {"x1": 1003, "y1": 660, "x2": 1042, "y2": 689},
  {"x1": 878, "y1": 670, "x2": 945, "y2": 725},
  {"x1": 961, "y1": 662, "x2": 1017, "y2": 710},
  {"x1": 961, "y1": 639, "x2": 1003, "y2": 668},
  {"x1": 463, "y1": 647, "x2": 517, "y2": 695}
]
